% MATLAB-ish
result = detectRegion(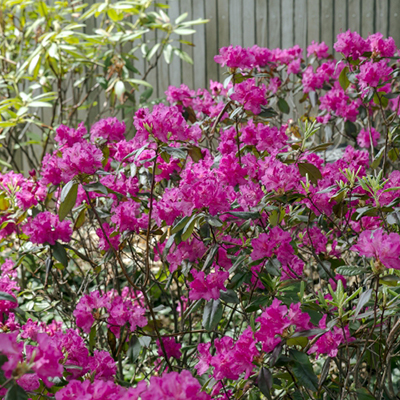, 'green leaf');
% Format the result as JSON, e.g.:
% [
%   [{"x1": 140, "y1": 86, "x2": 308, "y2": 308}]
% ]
[
  {"x1": 83, "y1": 182, "x2": 109, "y2": 195},
  {"x1": 181, "y1": 215, "x2": 197, "y2": 241},
  {"x1": 89, "y1": 325, "x2": 96, "y2": 353},
  {"x1": 219, "y1": 289, "x2": 239, "y2": 304},
  {"x1": 174, "y1": 28, "x2": 196, "y2": 35},
  {"x1": 173, "y1": 48, "x2": 193, "y2": 64},
  {"x1": 335, "y1": 266, "x2": 367, "y2": 276},
  {"x1": 339, "y1": 66, "x2": 350, "y2": 90},
  {"x1": 175, "y1": 12, "x2": 188, "y2": 24},
  {"x1": 5, "y1": 384, "x2": 28, "y2": 400},
  {"x1": 188, "y1": 146, "x2": 203, "y2": 162},
  {"x1": 257, "y1": 367, "x2": 273, "y2": 400},
  {"x1": 356, "y1": 388, "x2": 376, "y2": 400},
  {"x1": 298, "y1": 162, "x2": 322, "y2": 185},
  {"x1": 202, "y1": 299, "x2": 223, "y2": 331},
  {"x1": 290, "y1": 349, "x2": 318, "y2": 391},
  {"x1": 371, "y1": 146, "x2": 385, "y2": 169},
  {"x1": 146, "y1": 43, "x2": 161, "y2": 61},
  {"x1": 171, "y1": 216, "x2": 191, "y2": 234},
  {"x1": 59, "y1": 181, "x2": 78, "y2": 221},
  {"x1": 163, "y1": 44, "x2": 173, "y2": 64},
  {"x1": 226, "y1": 211, "x2": 261, "y2": 220},
  {"x1": 128, "y1": 336, "x2": 141, "y2": 363},
  {"x1": 353, "y1": 288, "x2": 372, "y2": 320},
  {"x1": 51, "y1": 242, "x2": 68, "y2": 268},
  {"x1": 203, "y1": 244, "x2": 219, "y2": 270},
  {"x1": 278, "y1": 98, "x2": 290, "y2": 114},
  {"x1": 0, "y1": 291, "x2": 17, "y2": 303},
  {"x1": 140, "y1": 88, "x2": 153, "y2": 103},
  {"x1": 345, "y1": 120, "x2": 357, "y2": 136}
]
